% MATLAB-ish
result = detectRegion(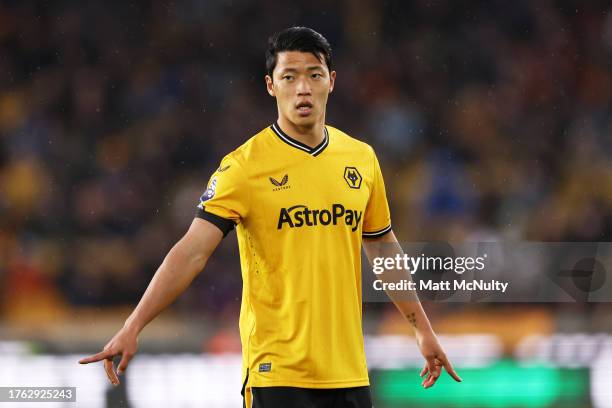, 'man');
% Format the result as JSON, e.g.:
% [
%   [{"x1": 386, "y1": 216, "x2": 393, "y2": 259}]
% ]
[{"x1": 79, "y1": 27, "x2": 461, "y2": 407}]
